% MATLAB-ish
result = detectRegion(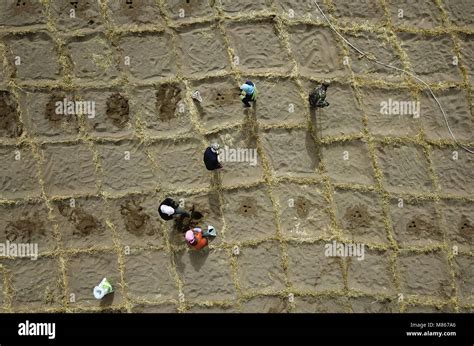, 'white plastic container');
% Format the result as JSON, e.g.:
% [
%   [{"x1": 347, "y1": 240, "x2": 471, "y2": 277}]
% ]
[
  {"x1": 93, "y1": 278, "x2": 113, "y2": 300},
  {"x1": 192, "y1": 90, "x2": 203, "y2": 102},
  {"x1": 204, "y1": 225, "x2": 217, "y2": 237}
]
